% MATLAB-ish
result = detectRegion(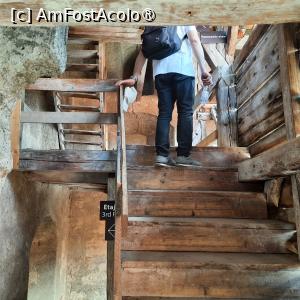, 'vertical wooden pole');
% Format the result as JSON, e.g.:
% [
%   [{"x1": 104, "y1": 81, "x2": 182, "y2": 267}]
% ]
[
  {"x1": 99, "y1": 41, "x2": 109, "y2": 150},
  {"x1": 226, "y1": 26, "x2": 239, "y2": 57},
  {"x1": 107, "y1": 176, "x2": 116, "y2": 300},
  {"x1": 216, "y1": 67, "x2": 238, "y2": 147},
  {"x1": 10, "y1": 100, "x2": 22, "y2": 169},
  {"x1": 278, "y1": 23, "x2": 300, "y2": 259}
]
